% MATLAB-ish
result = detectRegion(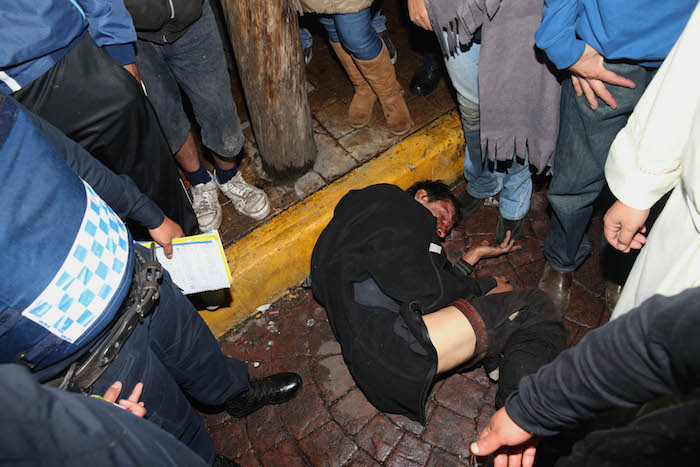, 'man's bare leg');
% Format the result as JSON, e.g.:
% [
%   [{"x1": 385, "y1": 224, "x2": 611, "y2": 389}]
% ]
[
  {"x1": 423, "y1": 306, "x2": 477, "y2": 374},
  {"x1": 175, "y1": 131, "x2": 202, "y2": 172}
]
